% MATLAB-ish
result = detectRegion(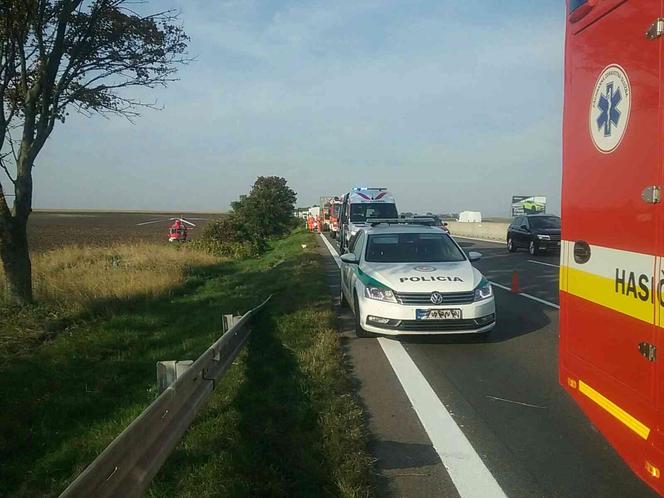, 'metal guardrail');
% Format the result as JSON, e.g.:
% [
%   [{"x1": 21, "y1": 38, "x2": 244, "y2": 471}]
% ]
[{"x1": 59, "y1": 296, "x2": 272, "y2": 498}]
